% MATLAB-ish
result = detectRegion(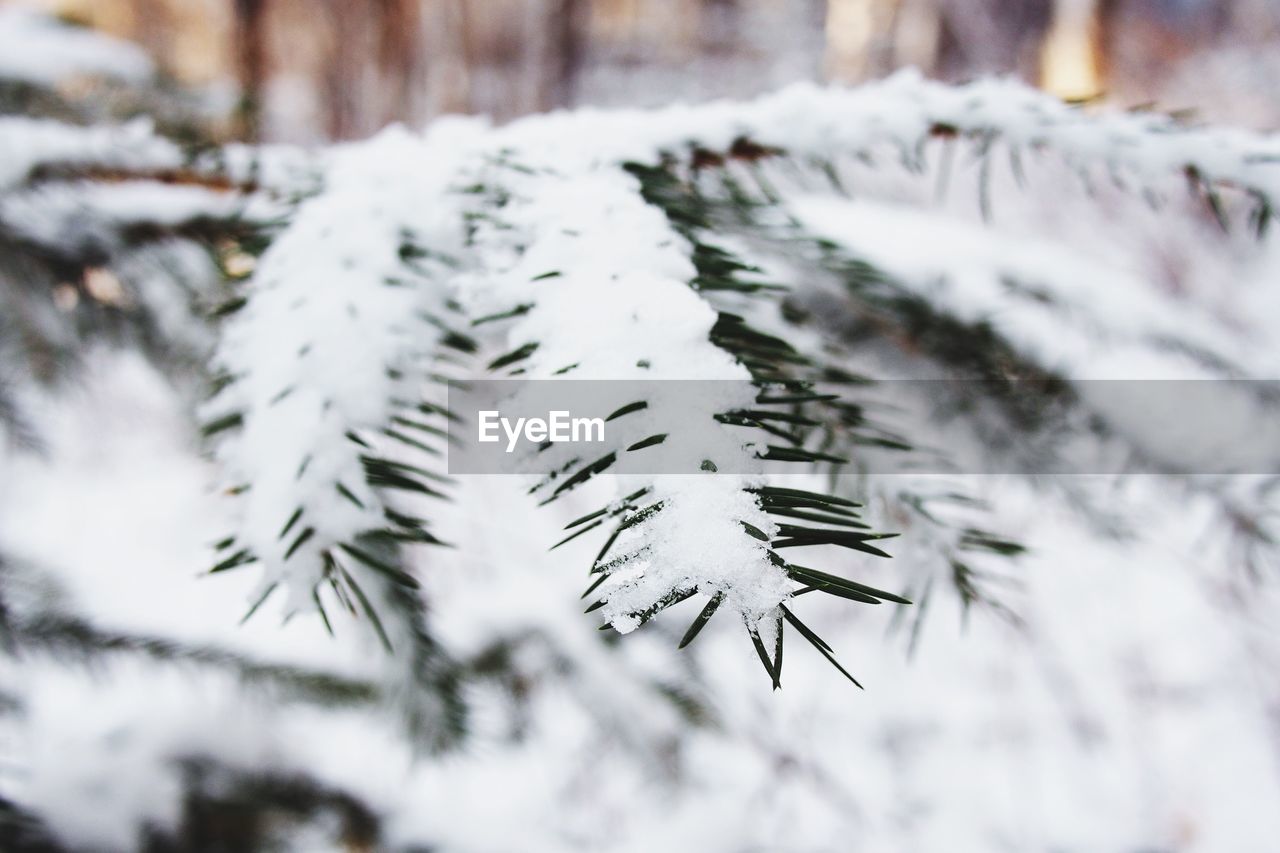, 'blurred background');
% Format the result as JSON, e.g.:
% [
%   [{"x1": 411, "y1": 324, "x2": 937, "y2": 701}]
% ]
[{"x1": 9, "y1": 0, "x2": 1280, "y2": 142}]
